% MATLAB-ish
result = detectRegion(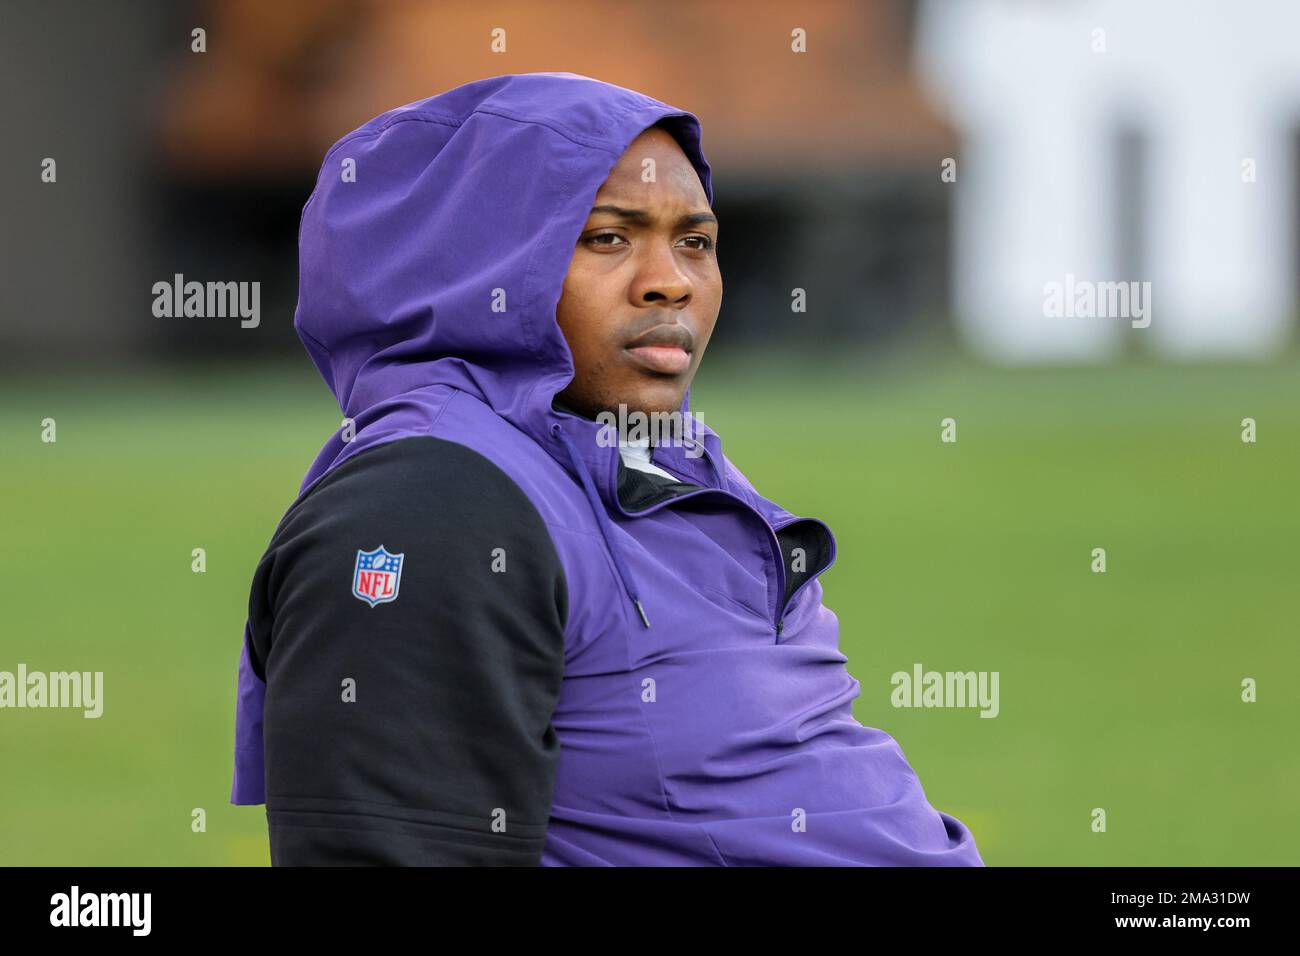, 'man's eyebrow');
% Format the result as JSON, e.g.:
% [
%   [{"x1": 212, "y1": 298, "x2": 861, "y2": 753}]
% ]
[{"x1": 588, "y1": 204, "x2": 718, "y2": 228}]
